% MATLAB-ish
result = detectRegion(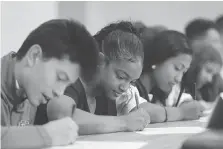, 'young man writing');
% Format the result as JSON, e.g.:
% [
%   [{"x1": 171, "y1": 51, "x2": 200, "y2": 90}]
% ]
[{"x1": 1, "y1": 19, "x2": 99, "y2": 149}]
